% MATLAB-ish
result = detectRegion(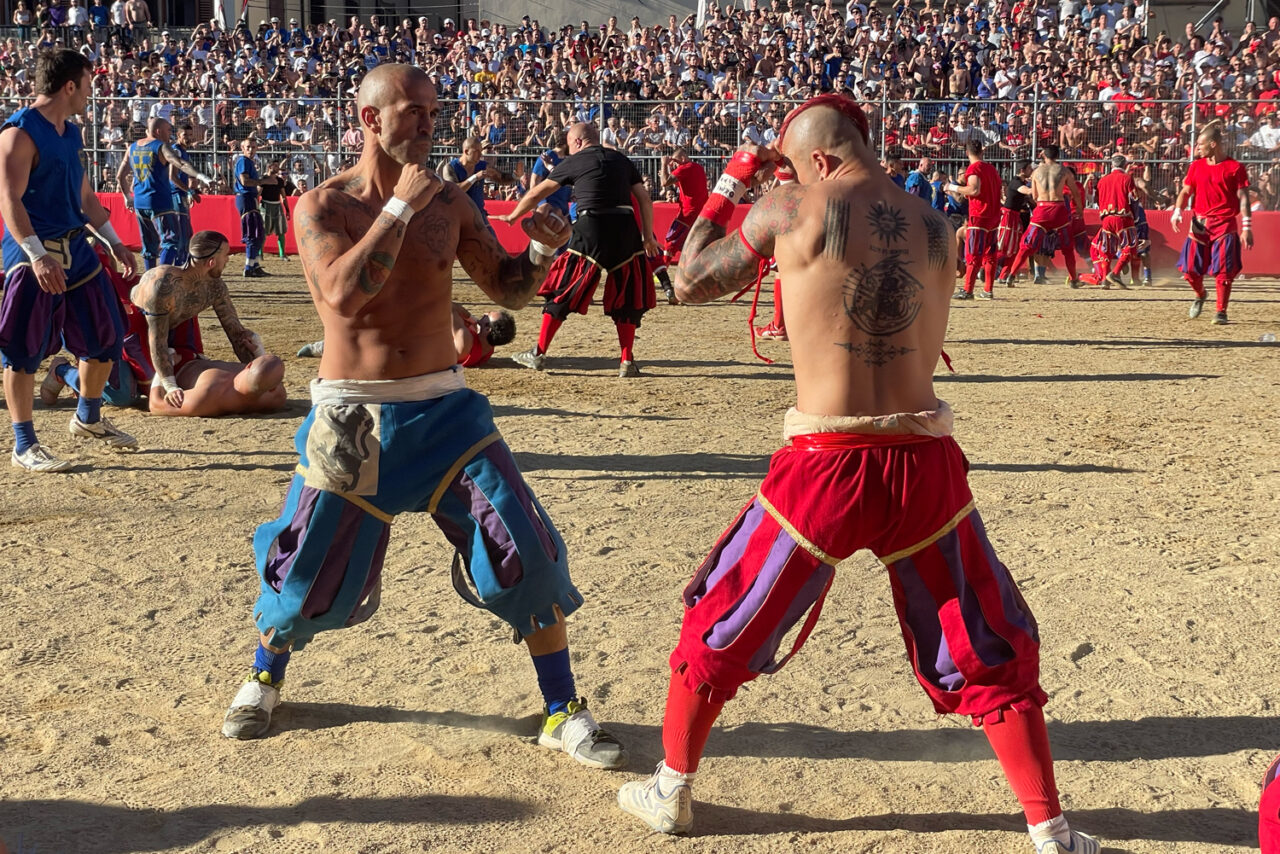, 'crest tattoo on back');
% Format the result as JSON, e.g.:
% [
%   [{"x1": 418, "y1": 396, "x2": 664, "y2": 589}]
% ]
[{"x1": 835, "y1": 201, "x2": 922, "y2": 367}]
